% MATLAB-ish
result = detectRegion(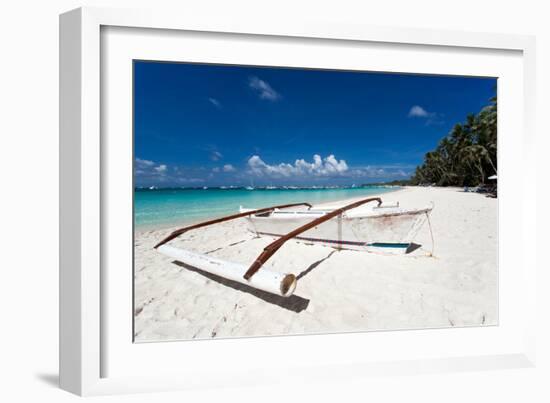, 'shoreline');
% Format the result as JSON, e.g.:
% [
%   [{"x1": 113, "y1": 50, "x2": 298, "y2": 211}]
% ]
[
  {"x1": 134, "y1": 186, "x2": 406, "y2": 234},
  {"x1": 134, "y1": 186, "x2": 497, "y2": 341}
]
